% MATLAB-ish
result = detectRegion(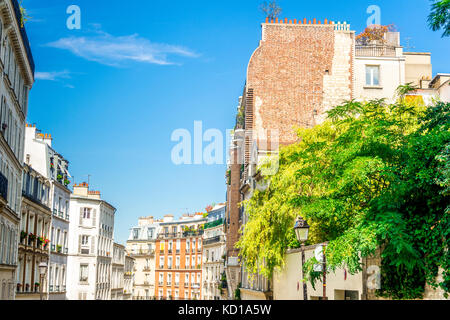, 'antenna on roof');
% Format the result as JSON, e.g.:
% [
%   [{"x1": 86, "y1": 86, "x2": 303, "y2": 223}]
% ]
[{"x1": 404, "y1": 37, "x2": 415, "y2": 50}]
